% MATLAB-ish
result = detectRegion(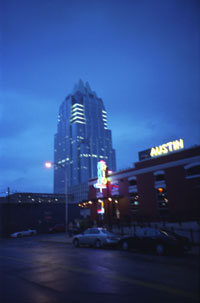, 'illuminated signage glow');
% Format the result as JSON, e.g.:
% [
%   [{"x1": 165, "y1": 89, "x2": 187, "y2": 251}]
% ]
[
  {"x1": 94, "y1": 160, "x2": 107, "y2": 191},
  {"x1": 150, "y1": 139, "x2": 184, "y2": 158},
  {"x1": 97, "y1": 200, "x2": 105, "y2": 214}
]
